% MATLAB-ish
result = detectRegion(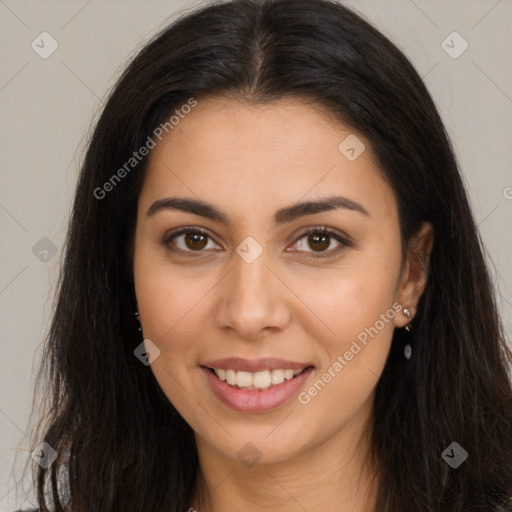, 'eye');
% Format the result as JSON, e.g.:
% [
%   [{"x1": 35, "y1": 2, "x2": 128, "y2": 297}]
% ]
[
  {"x1": 290, "y1": 226, "x2": 349, "y2": 259},
  {"x1": 162, "y1": 226, "x2": 221, "y2": 255},
  {"x1": 162, "y1": 225, "x2": 350, "y2": 259}
]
